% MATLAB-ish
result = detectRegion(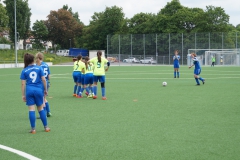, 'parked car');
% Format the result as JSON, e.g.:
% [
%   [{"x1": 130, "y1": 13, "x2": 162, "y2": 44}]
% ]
[
  {"x1": 123, "y1": 57, "x2": 140, "y2": 63},
  {"x1": 140, "y1": 57, "x2": 157, "y2": 64}
]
